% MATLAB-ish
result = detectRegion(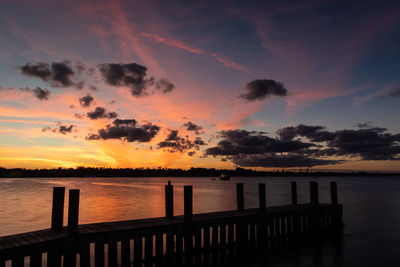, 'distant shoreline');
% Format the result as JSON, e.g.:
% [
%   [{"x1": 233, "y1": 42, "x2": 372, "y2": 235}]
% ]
[{"x1": 1, "y1": 167, "x2": 399, "y2": 178}]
